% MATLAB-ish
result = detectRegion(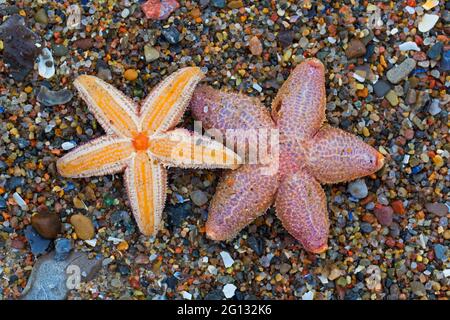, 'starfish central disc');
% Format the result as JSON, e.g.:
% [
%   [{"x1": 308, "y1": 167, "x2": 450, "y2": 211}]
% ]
[{"x1": 132, "y1": 132, "x2": 150, "y2": 151}]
